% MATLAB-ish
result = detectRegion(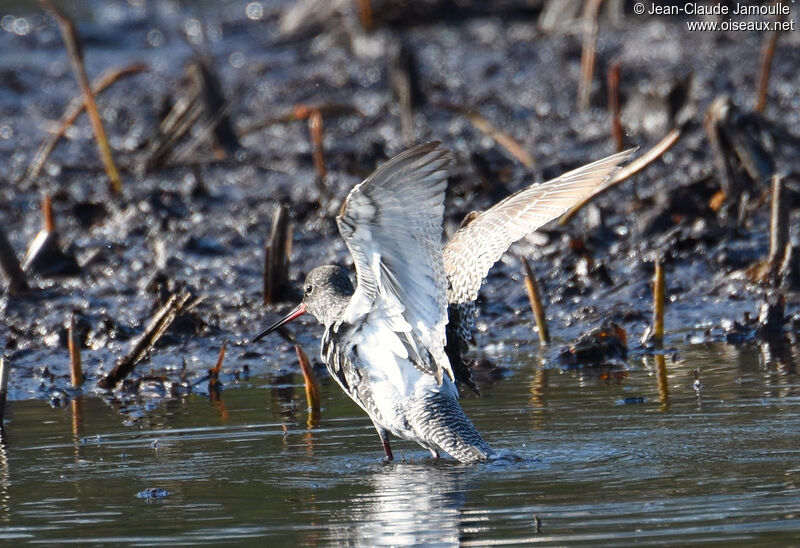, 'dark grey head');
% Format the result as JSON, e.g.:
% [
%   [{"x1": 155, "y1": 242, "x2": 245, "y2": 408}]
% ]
[
  {"x1": 302, "y1": 265, "x2": 354, "y2": 326},
  {"x1": 251, "y1": 265, "x2": 354, "y2": 343}
]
